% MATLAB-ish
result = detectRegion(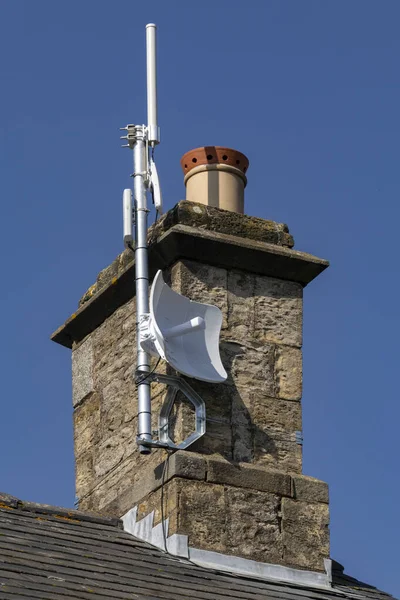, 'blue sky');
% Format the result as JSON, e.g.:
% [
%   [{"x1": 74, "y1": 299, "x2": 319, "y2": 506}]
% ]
[{"x1": 1, "y1": 1, "x2": 399, "y2": 596}]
